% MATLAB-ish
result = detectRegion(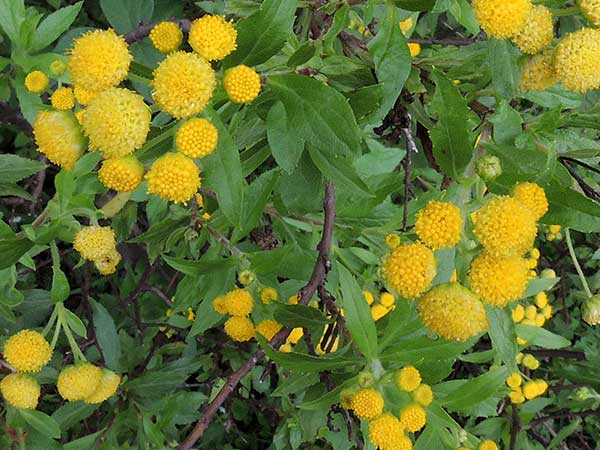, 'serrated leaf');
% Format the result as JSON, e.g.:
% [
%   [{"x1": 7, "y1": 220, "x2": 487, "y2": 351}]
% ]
[{"x1": 0, "y1": 154, "x2": 45, "y2": 183}]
